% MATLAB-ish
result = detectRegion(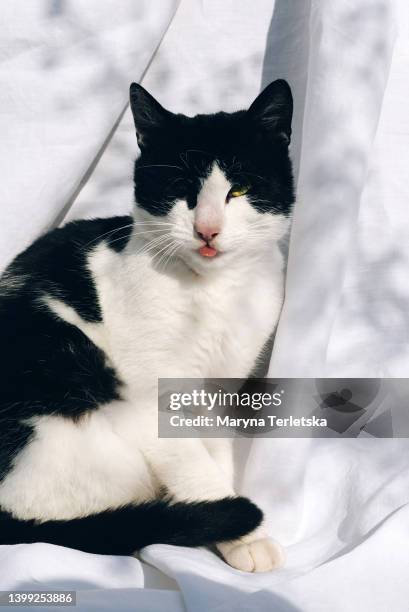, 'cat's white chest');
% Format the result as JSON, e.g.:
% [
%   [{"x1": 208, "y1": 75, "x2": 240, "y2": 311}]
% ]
[{"x1": 90, "y1": 243, "x2": 283, "y2": 384}]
